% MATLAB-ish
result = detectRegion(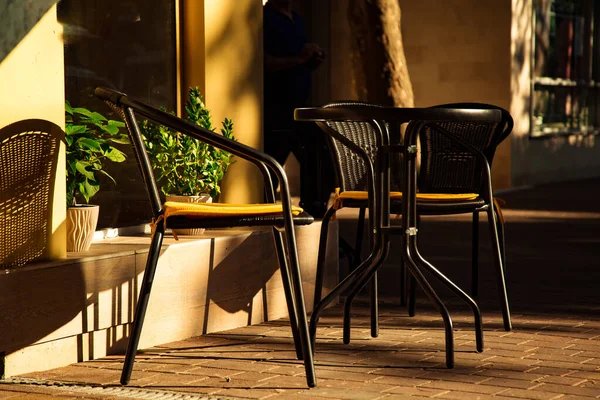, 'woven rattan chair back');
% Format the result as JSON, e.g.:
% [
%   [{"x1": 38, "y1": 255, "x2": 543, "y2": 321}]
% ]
[
  {"x1": 419, "y1": 103, "x2": 513, "y2": 194},
  {"x1": 319, "y1": 102, "x2": 402, "y2": 192},
  {"x1": 0, "y1": 119, "x2": 63, "y2": 268}
]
